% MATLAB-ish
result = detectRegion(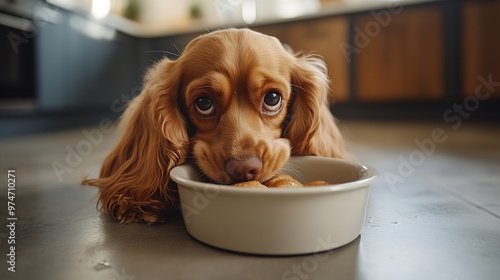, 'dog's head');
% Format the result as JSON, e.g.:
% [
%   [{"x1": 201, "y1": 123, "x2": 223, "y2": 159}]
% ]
[
  {"x1": 127, "y1": 29, "x2": 346, "y2": 184},
  {"x1": 162, "y1": 29, "x2": 346, "y2": 184}
]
